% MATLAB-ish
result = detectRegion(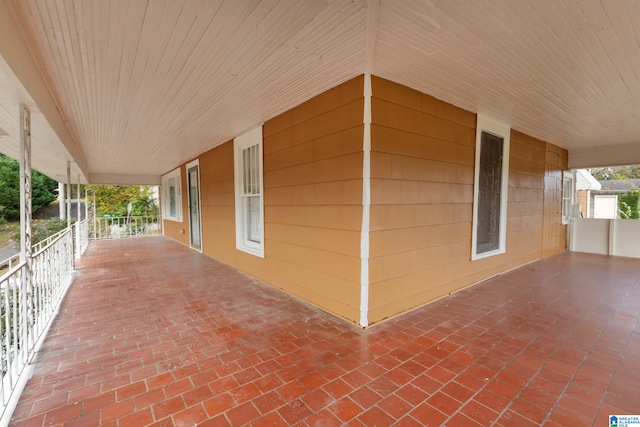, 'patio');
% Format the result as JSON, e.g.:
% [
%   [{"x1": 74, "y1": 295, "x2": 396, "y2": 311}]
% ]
[{"x1": 9, "y1": 236, "x2": 640, "y2": 426}]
